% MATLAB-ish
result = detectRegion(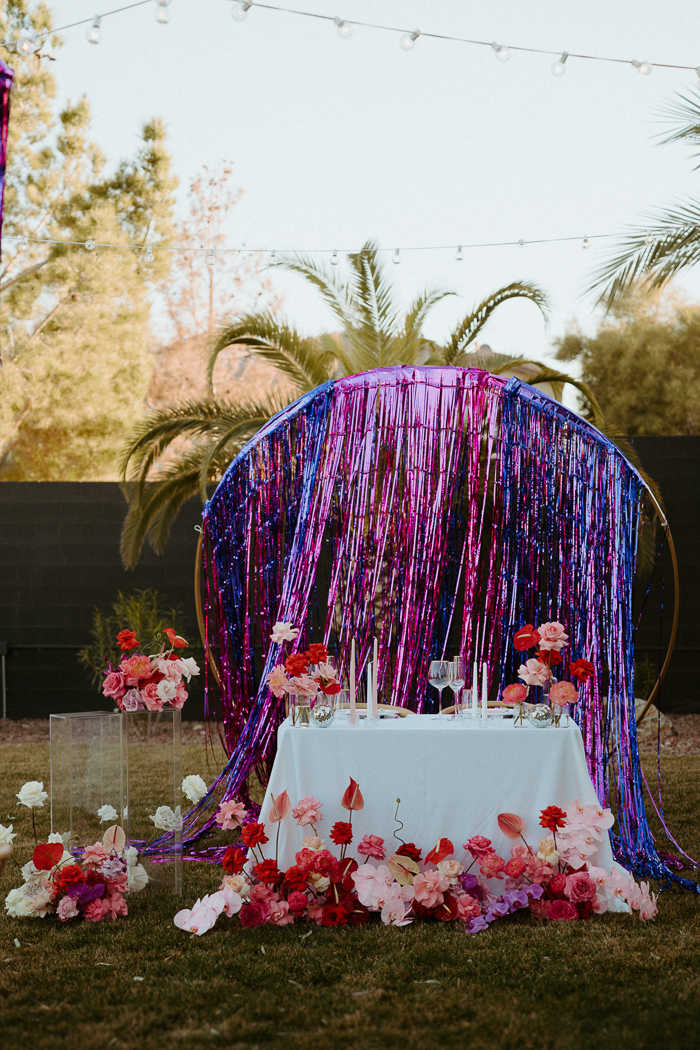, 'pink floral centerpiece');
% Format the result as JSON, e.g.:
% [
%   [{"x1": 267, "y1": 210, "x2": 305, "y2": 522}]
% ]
[
  {"x1": 501, "y1": 620, "x2": 594, "y2": 725},
  {"x1": 264, "y1": 623, "x2": 341, "y2": 723},
  {"x1": 102, "y1": 628, "x2": 199, "y2": 713}
]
